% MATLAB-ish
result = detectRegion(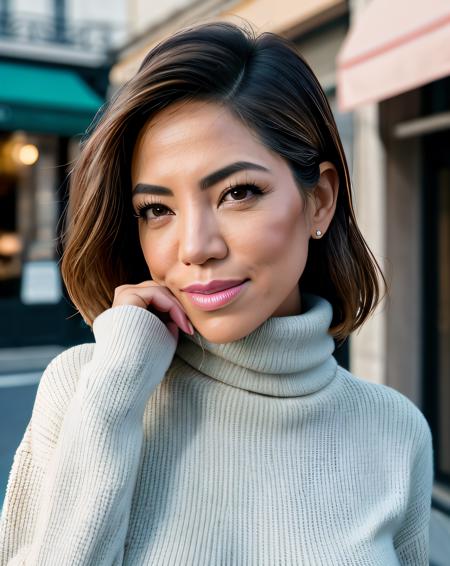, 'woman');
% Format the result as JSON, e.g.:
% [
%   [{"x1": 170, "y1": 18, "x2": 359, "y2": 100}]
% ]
[{"x1": 0, "y1": 20, "x2": 433, "y2": 565}]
